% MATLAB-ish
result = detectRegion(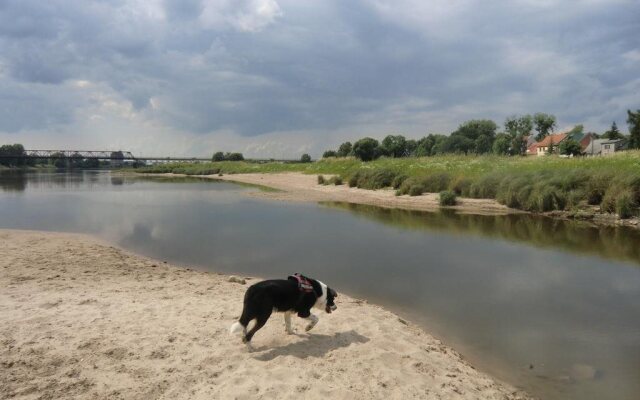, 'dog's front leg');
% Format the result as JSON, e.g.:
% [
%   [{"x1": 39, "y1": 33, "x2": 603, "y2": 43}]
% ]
[
  {"x1": 304, "y1": 314, "x2": 319, "y2": 332},
  {"x1": 284, "y1": 312, "x2": 295, "y2": 334}
]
